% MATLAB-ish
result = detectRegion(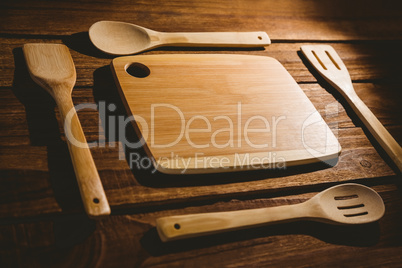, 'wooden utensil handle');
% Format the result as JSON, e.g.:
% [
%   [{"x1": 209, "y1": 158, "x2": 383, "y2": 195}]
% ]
[
  {"x1": 160, "y1": 32, "x2": 270, "y2": 47},
  {"x1": 344, "y1": 92, "x2": 402, "y2": 173},
  {"x1": 156, "y1": 204, "x2": 305, "y2": 242},
  {"x1": 57, "y1": 97, "x2": 111, "y2": 217},
  {"x1": 300, "y1": 45, "x2": 402, "y2": 174}
]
